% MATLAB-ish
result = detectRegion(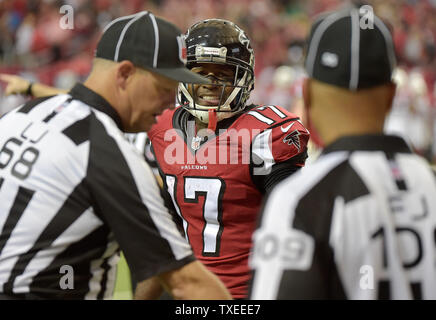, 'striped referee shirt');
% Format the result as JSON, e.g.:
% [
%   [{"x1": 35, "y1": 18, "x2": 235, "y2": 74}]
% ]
[
  {"x1": 249, "y1": 135, "x2": 436, "y2": 299},
  {"x1": 0, "y1": 84, "x2": 194, "y2": 299}
]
